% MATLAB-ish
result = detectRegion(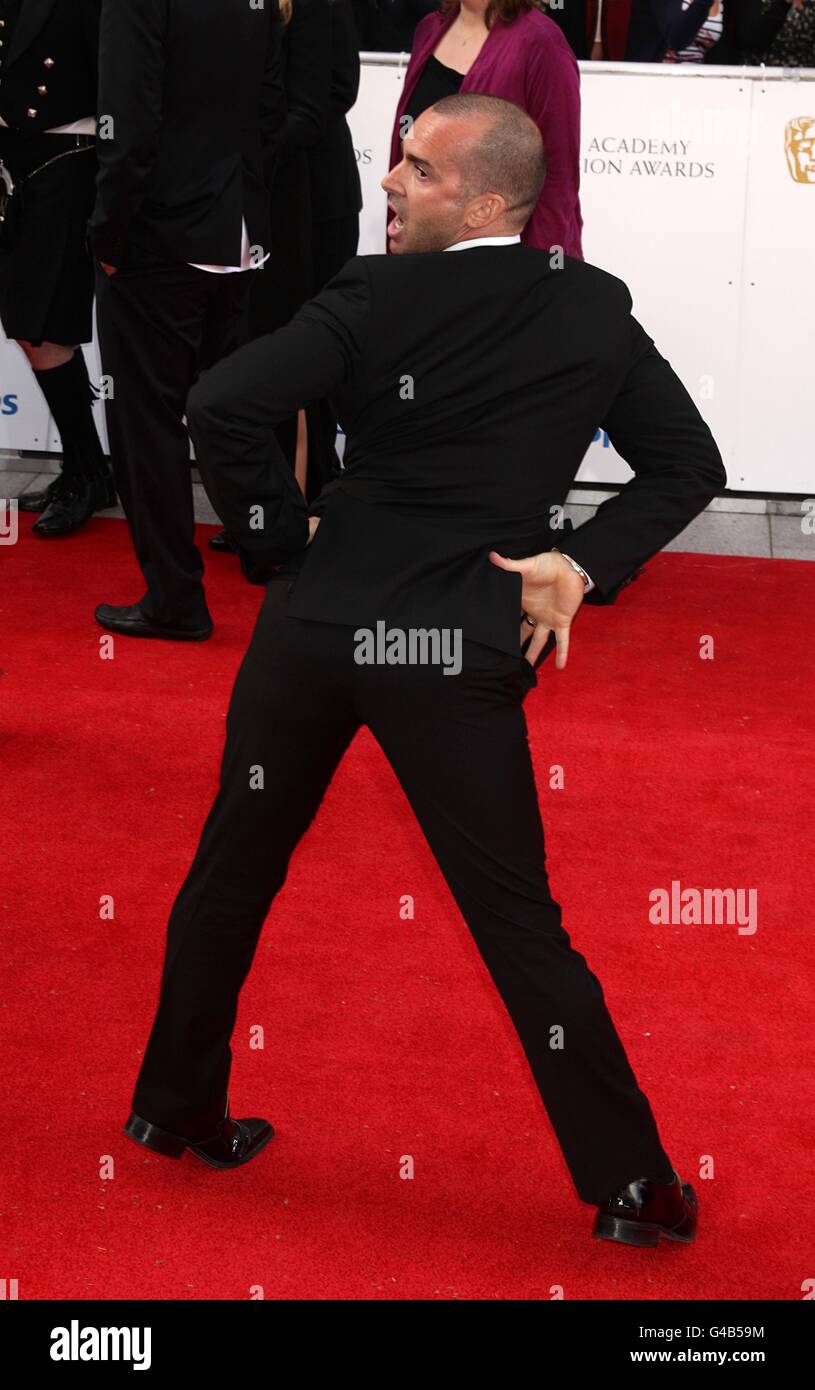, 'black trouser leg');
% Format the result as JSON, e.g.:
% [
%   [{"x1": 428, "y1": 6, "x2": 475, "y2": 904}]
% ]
[
  {"x1": 131, "y1": 597, "x2": 673, "y2": 1199},
  {"x1": 355, "y1": 639, "x2": 675, "y2": 1205},
  {"x1": 131, "y1": 582, "x2": 360, "y2": 1136},
  {"x1": 95, "y1": 263, "x2": 249, "y2": 628}
]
